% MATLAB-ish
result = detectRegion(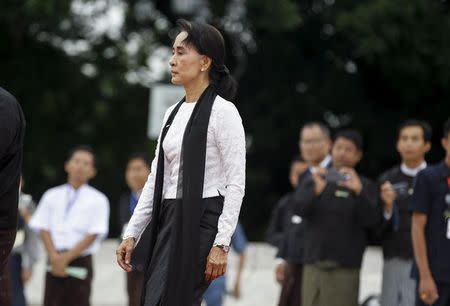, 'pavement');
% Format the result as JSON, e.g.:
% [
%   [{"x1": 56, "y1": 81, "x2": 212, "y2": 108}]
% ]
[{"x1": 26, "y1": 240, "x2": 383, "y2": 306}]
